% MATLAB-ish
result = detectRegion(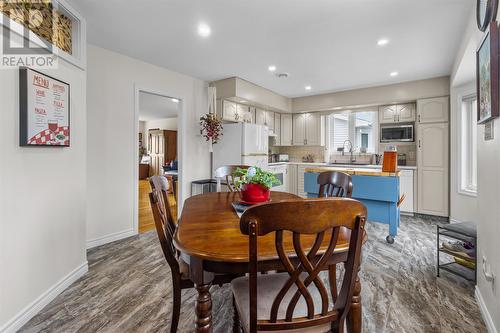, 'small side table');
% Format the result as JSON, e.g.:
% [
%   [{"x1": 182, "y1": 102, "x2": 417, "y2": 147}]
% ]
[{"x1": 437, "y1": 222, "x2": 477, "y2": 282}]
